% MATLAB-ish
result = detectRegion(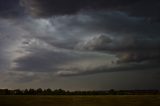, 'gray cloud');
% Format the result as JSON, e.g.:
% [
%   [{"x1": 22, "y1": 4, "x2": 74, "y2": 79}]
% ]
[
  {"x1": 1, "y1": 0, "x2": 160, "y2": 20},
  {"x1": 67, "y1": 11, "x2": 160, "y2": 64},
  {"x1": 21, "y1": 0, "x2": 160, "y2": 22},
  {"x1": 57, "y1": 62, "x2": 160, "y2": 77},
  {"x1": 127, "y1": 0, "x2": 160, "y2": 21},
  {"x1": 78, "y1": 34, "x2": 160, "y2": 63},
  {"x1": 0, "y1": 0, "x2": 24, "y2": 18},
  {"x1": 13, "y1": 47, "x2": 78, "y2": 72},
  {"x1": 0, "y1": 1, "x2": 160, "y2": 89},
  {"x1": 2, "y1": 11, "x2": 158, "y2": 77},
  {"x1": 12, "y1": 37, "x2": 116, "y2": 74}
]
